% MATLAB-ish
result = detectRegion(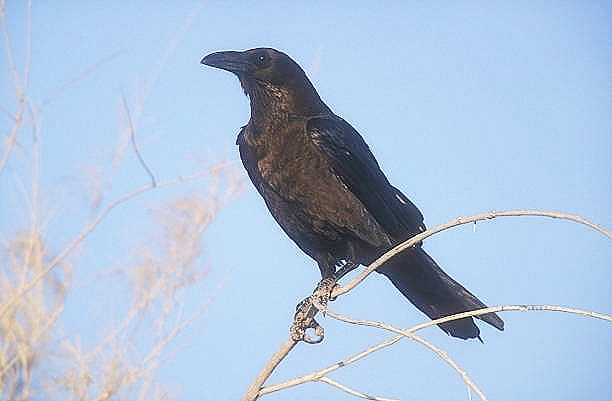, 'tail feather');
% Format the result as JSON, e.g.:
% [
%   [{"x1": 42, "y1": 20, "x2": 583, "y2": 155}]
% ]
[{"x1": 377, "y1": 247, "x2": 504, "y2": 340}]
